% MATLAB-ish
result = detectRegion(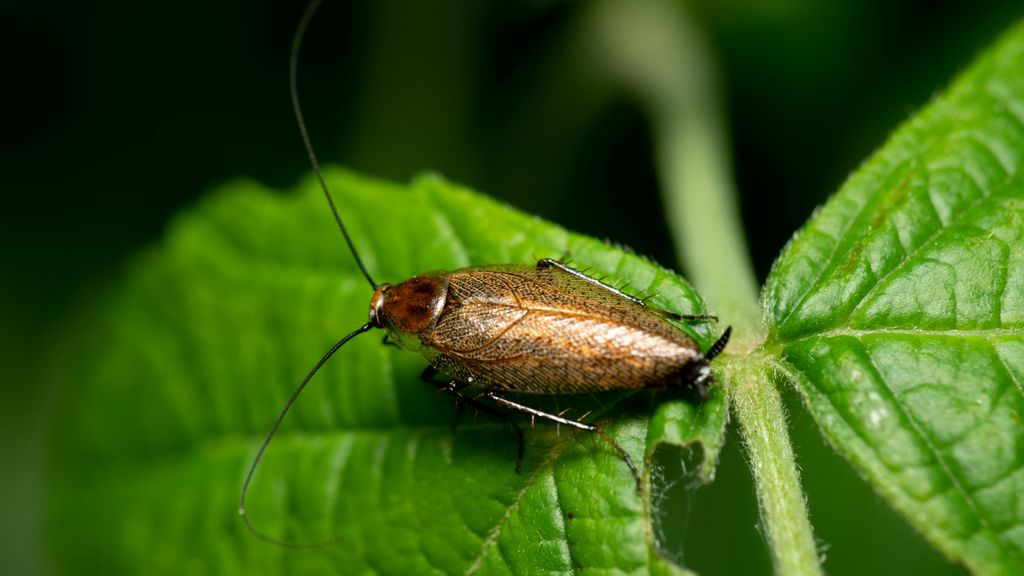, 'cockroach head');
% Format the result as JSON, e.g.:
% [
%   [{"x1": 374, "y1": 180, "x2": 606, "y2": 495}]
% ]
[
  {"x1": 369, "y1": 284, "x2": 392, "y2": 328},
  {"x1": 367, "y1": 273, "x2": 450, "y2": 344}
]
